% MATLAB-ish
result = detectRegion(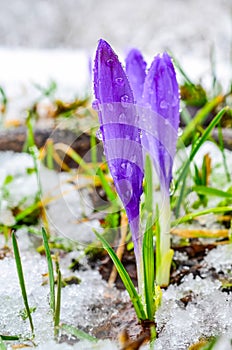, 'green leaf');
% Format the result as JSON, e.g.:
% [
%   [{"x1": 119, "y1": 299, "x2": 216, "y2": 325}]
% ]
[
  {"x1": 0, "y1": 335, "x2": 20, "y2": 341},
  {"x1": 19, "y1": 307, "x2": 36, "y2": 320},
  {"x1": 54, "y1": 269, "x2": 62, "y2": 335},
  {"x1": 172, "y1": 206, "x2": 232, "y2": 226},
  {"x1": 61, "y1": 324, "x2": 97, "y2": 342},
  {"x1": 0, "y1": 337, "x2": 6, "y2": 350},
  {"x1": 3, "y1": 175, "x2": 13, "y2": 186},
  {"x1": 143, "y1": 214, "x2": 155, "y2": 320},
  {"x1": 96, "y1": 167, "x2": 117, "y2": 202},
  {"x1": 90, "y1": 129, "x2": 97, "y2": 166},
  {"x1": 218, "y1": 124, "x2": 231, "y2": 182},
  {"x1": 192, "y1": 186, "x2": 232, "y2": 199},
  {"x1": 94, "y1": 230, "x2": 146, "y2": 321},
  {"x1": 178, "y1": 96, "x2": 224, "y2": 145},
  {"x1": 176, "y1": 107, "x2": 227, "y2": 188},
  {"x1": 144, "y1": 154, "x2": 153, "y2": 215},
  {"x1": 12, "y1": 233, "x2": 34, "y2": 334},
  {"x1": 42, "y1": 227, "x2": 55, "y2": 315}
]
